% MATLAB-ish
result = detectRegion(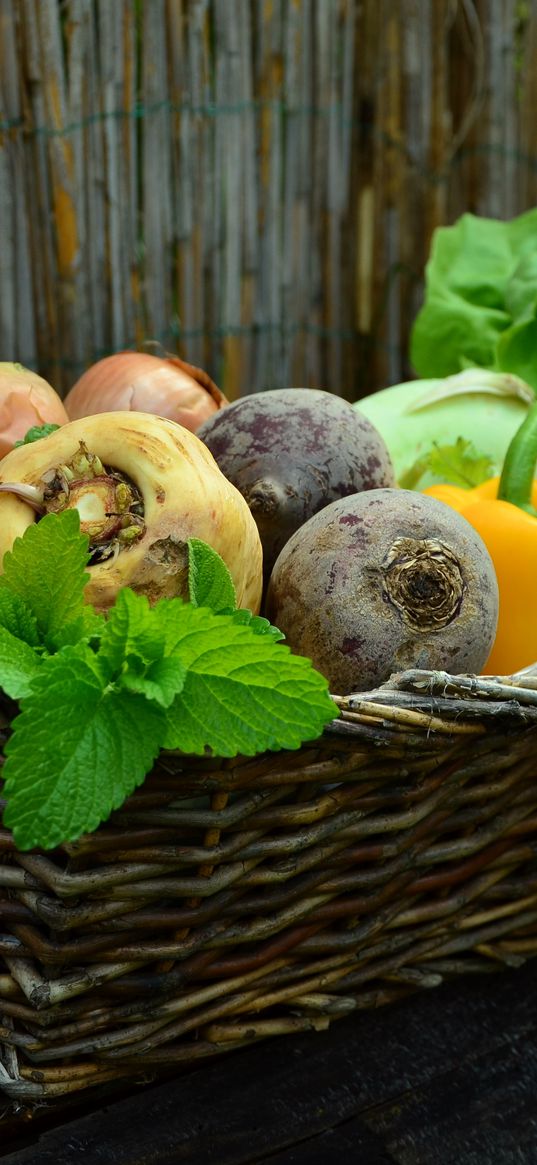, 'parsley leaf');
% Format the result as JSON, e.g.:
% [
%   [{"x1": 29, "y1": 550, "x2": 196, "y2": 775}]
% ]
[
  {"x1": 188, "y1": 537, "x2": 237, "y2": 612},
  {"x1": 399, "y1": 437, "x2": 495, "y2": 490},
  {"x1": 2, "y1": 643, "x2": 165, "y2": 851}
]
